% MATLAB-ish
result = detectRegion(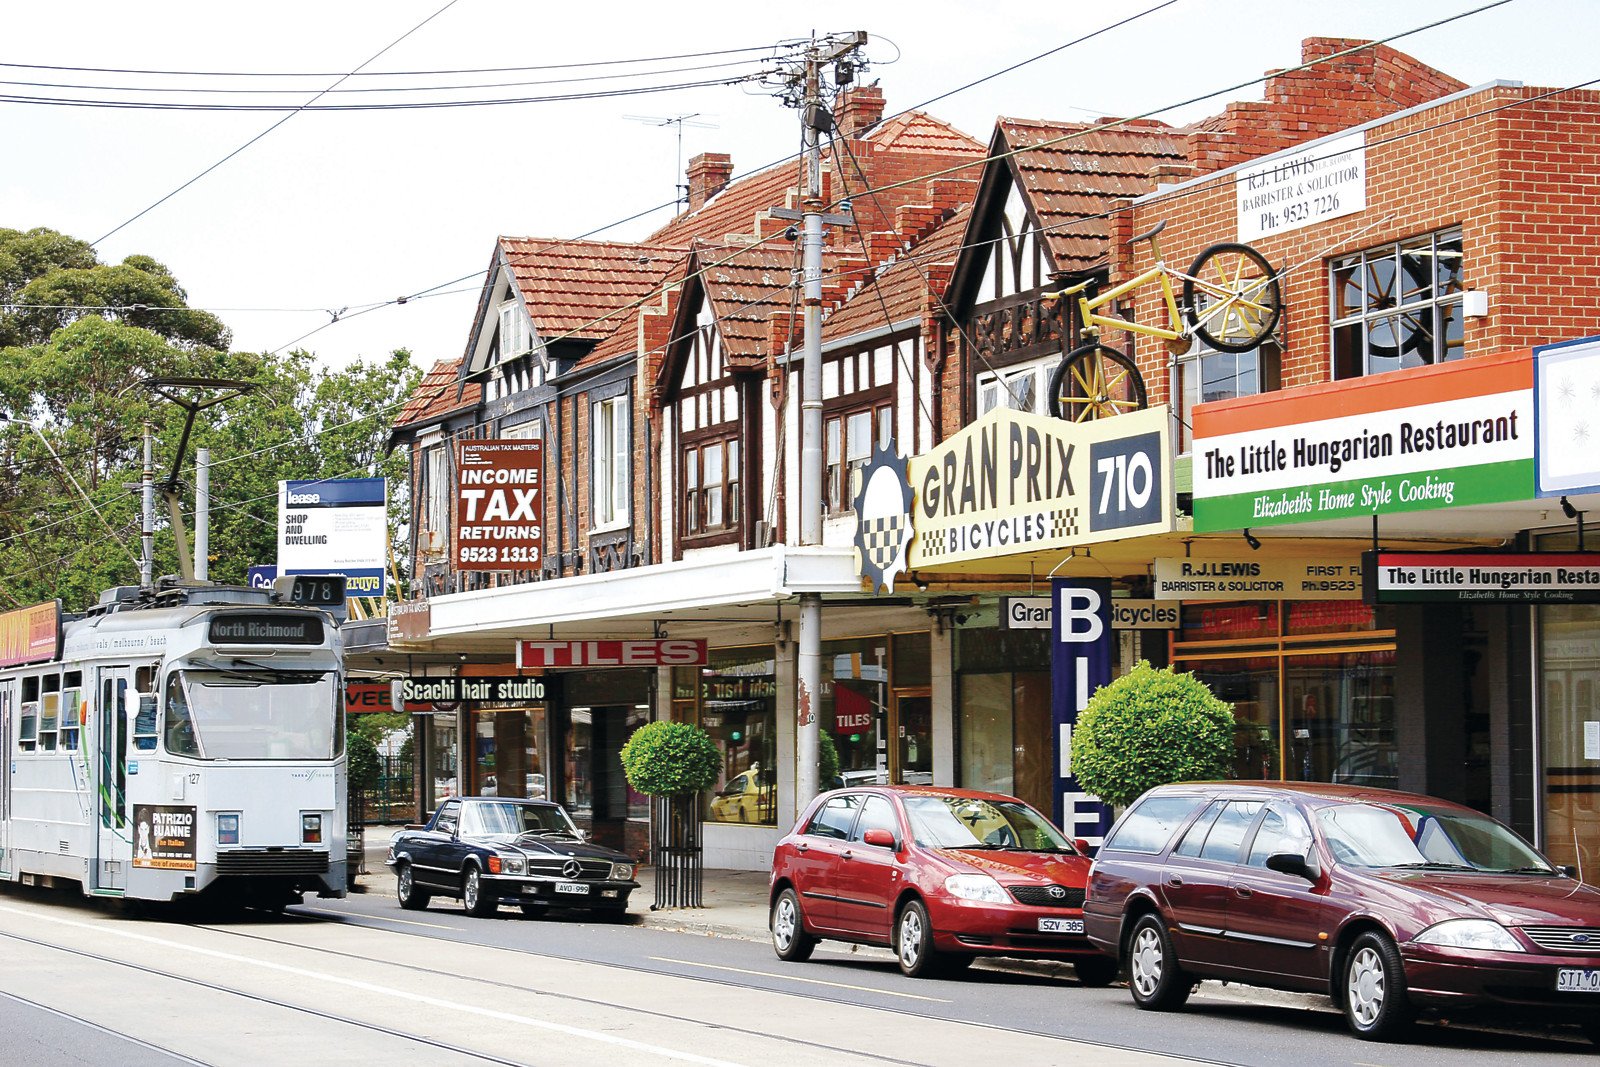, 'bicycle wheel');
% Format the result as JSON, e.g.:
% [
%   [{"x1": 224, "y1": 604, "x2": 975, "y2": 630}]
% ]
[
  {"x1": 1048, "y1": 343, "x2": 1147, "y2": 422},
  {"x1": 1184, "y1": 242, "x2": 1282, "y2": 353}
]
